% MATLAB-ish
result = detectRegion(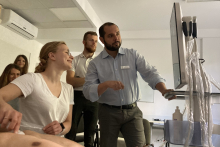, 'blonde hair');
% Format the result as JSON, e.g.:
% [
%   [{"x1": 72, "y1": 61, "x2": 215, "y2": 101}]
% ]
[{"x1": 35, "y1": 41, "x2": 66, "y2": 73}]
